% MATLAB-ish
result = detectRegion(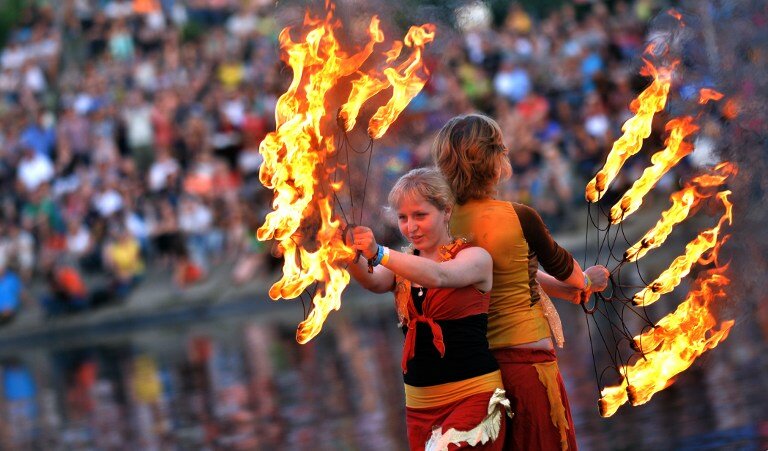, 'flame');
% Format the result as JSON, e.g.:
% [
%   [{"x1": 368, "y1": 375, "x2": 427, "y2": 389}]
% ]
[
  {"x1": 588, "y1": 35, "x2": 738, "y2": 416},
  {"x1": 624, "y1": 163, "x2": 737, "y2": 262},
  {"x1": 610, "y1": 117, "x2": 699, "y2": 223},
  {"x1": 633, "y1": 191, "x2": 732, "y2": 307},
  {"x1": 368, "y1": 24, "x2": 435, "y2": 139},
  {"x1": 339, "y1": 23, "x2": 435, "y2": 134},
  {"x1": 699, "y1": 88, "x2": 724, "y2": 104},
  {"x1": 599, "y1": 269, "x2": 734, "y2": 417},
  {"x1": 586, "y1": 59, "x2": 675, "y2": 202},
  {"x1": 257, "y1": 3, "x2": 434, "y2": 343}
]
